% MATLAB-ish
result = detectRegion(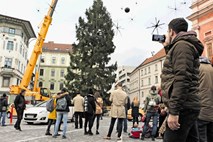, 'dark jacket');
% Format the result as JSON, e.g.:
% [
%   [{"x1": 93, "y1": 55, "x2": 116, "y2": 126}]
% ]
[
  {"x1": 56, "y1": 94, "x2": 71, "y2": 112},
  {"x1": 14, "y1": 95, "x2": 26, "y2": 111},
  {"x1": 161, "y1": 31, "x2": 204, "y2": 115},
  {"x1": 0, "y1": 97, "x2": 8, "y2": 112},
  {"x1": 131, "y1": 102, "x2": 139, "y2": 117},
  {"x1": 84, "y1": 94, "x2": 96, "y2": 114},
  {"x1": 198, "y1": 57, "x2": 213, "y2": 121}
]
